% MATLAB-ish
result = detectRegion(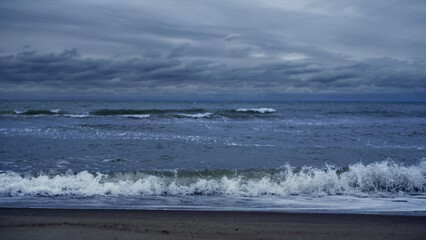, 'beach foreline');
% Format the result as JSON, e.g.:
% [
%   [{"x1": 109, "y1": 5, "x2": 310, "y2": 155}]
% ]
[{"x1": 1, "y1": 208, "x2": 425, "y2": 240}]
